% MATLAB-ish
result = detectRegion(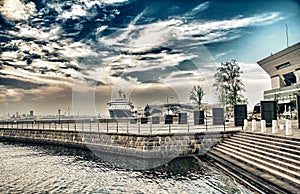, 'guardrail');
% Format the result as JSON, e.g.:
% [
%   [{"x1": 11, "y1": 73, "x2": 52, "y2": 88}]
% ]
[{"x1": 0, "y1": 117, "x2": 241, "y2": 134}]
